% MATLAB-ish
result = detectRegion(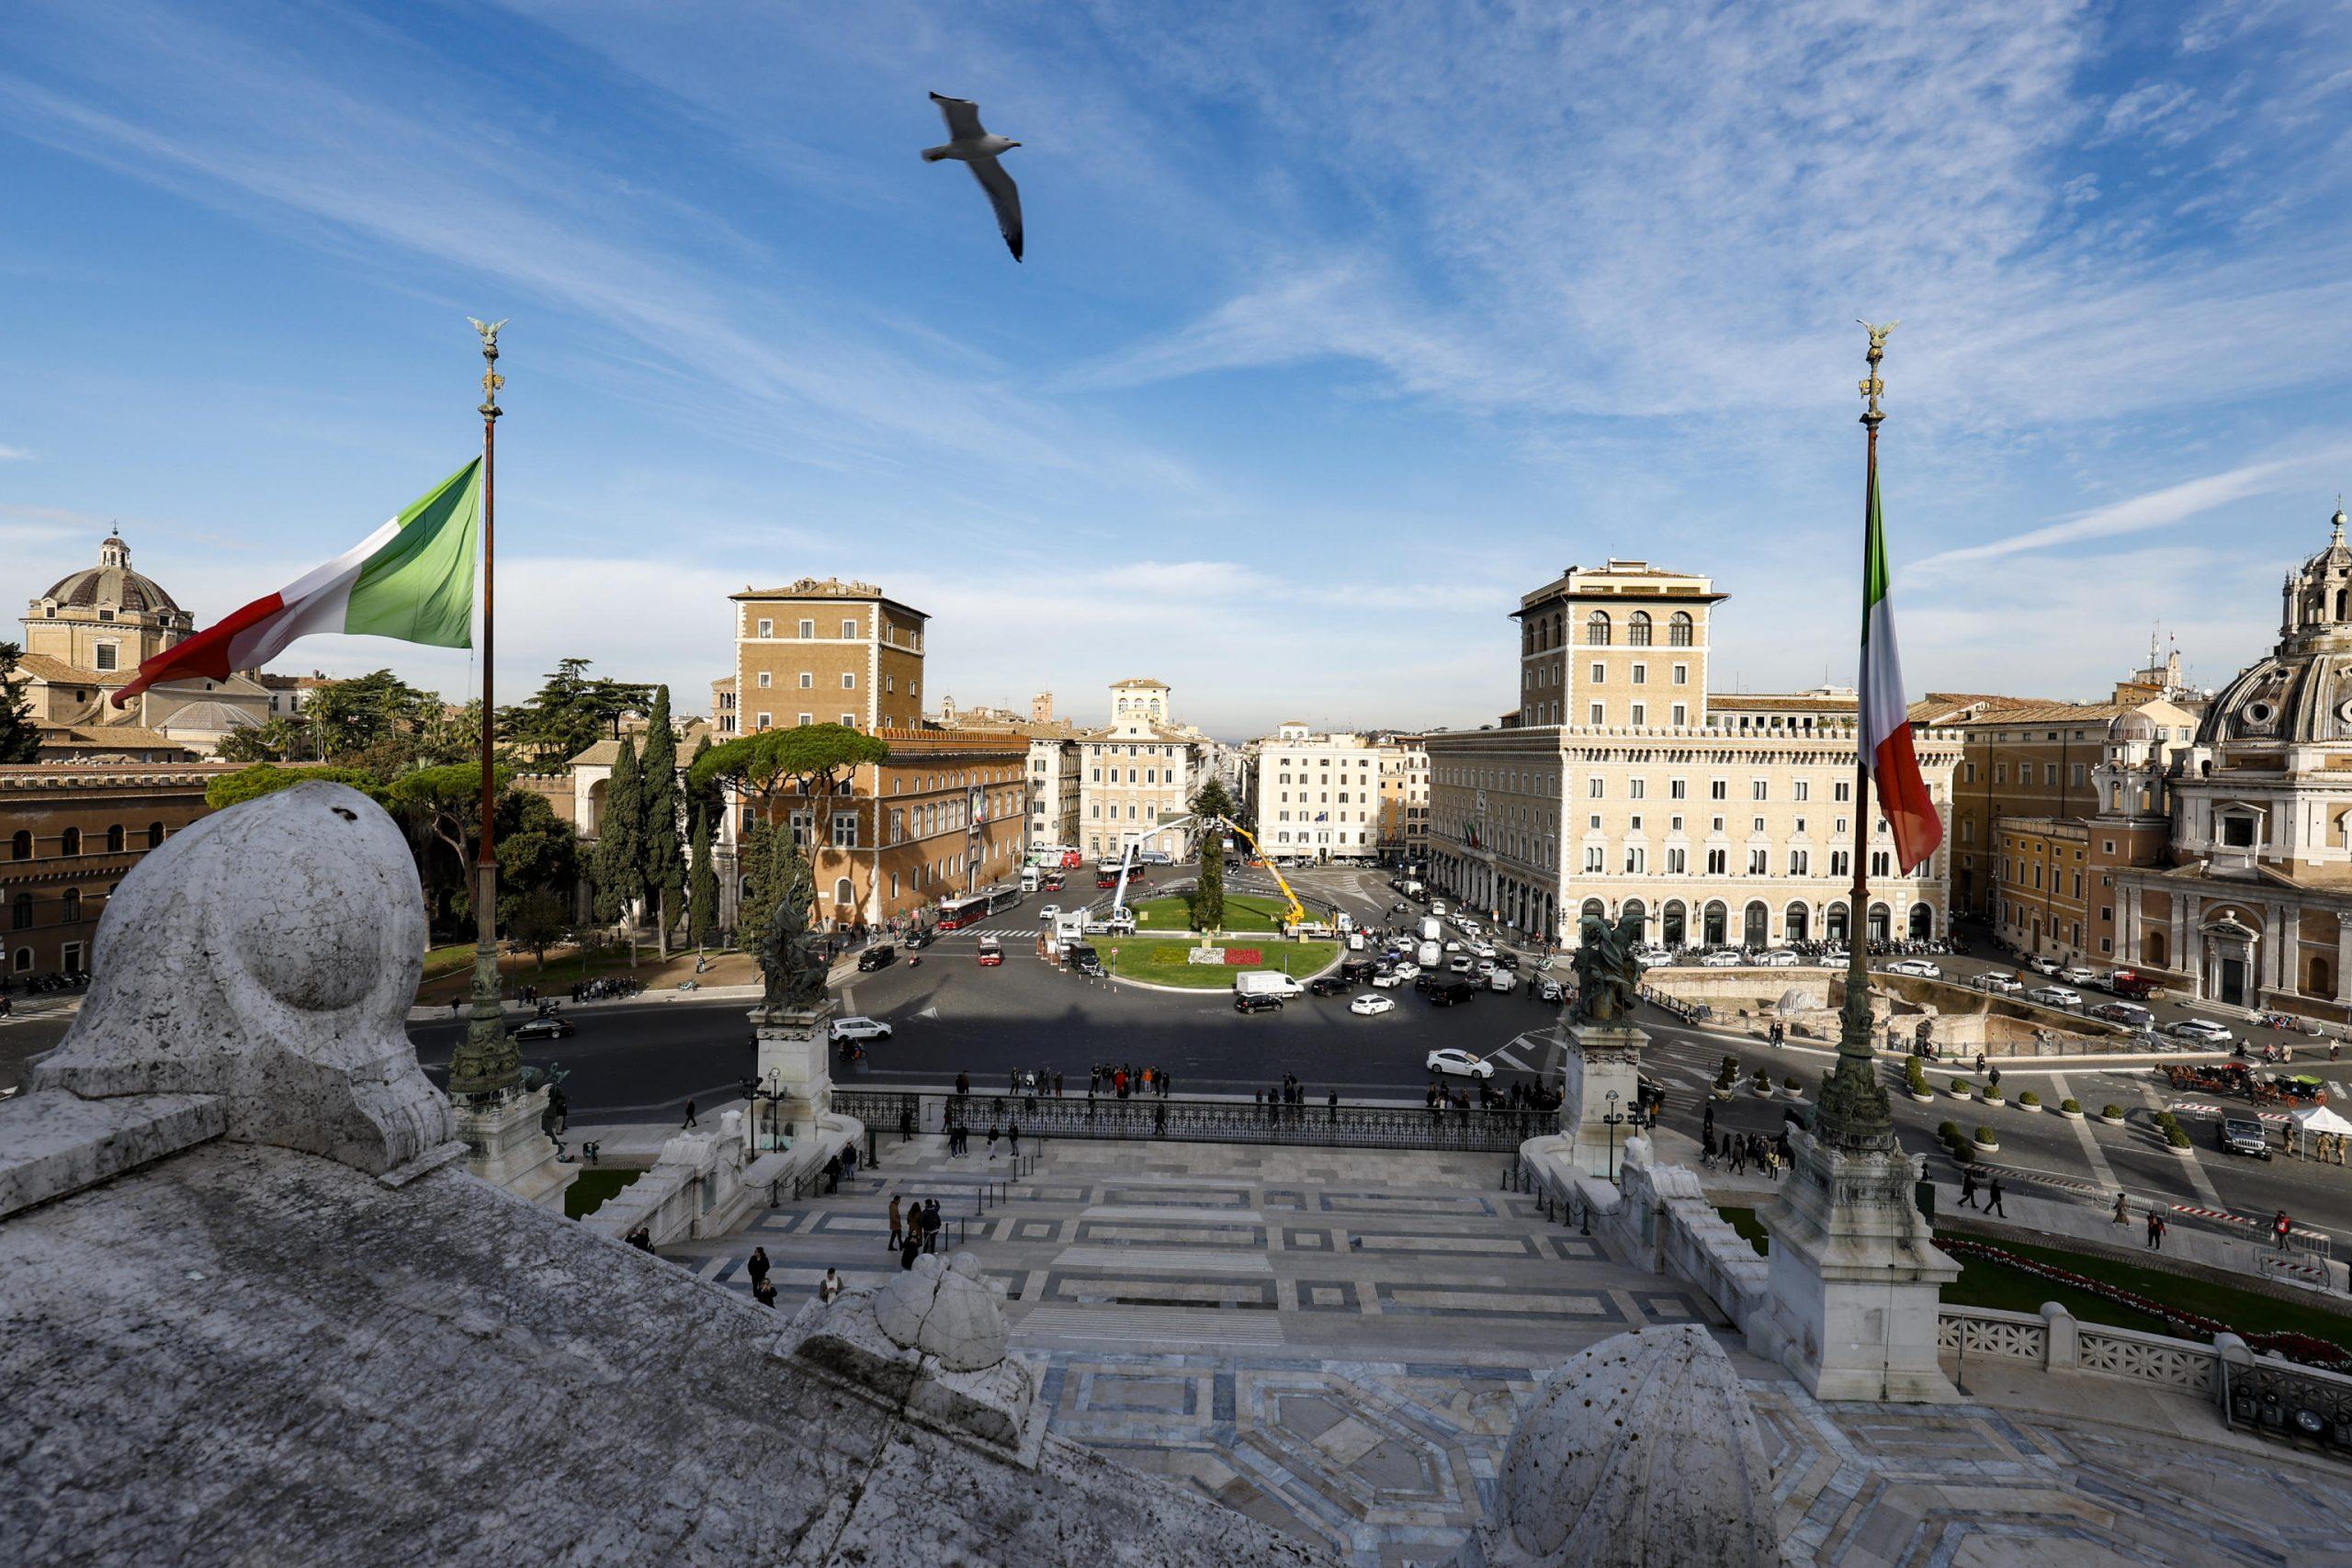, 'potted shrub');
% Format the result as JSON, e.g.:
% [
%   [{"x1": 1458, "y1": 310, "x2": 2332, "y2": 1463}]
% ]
[
  {"x1": 1905, "y1": 1057, "x2": 1934, "y2": 1103},
  {"x1": 2060, "y1": 1098, "x2": 2085, "y2": 1121},
  {"x1": 1937, "y1": 1121, "x2": 1975, "y2": 1164},
  {"x1": 1712, "y1": 1056, "x2": 1738, "y2": 1101},
  {"x1": 1751, "y1": 1067, "x2": 1773, "y2": 1097},
  {"x1": 1950, "y1": 1077, "x2": 1973, "y2": 1100},
  {"x1": 1781, "y1": 1075, "x2": 1803, "y2": 1099},
  {"x1": 2018, "y1": 1089, "x2": 2041, "y2": 1112},
  {"x1": 1973, "y1": 1125, "x2": 2000, "y2": 1153},
  {"x1": 1982, "y1": 1080, "x2": 2005, "y2": 1105},
  {"x1": 2099, "y1": 1103, "x2": 2127, "y2": 1126}
]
